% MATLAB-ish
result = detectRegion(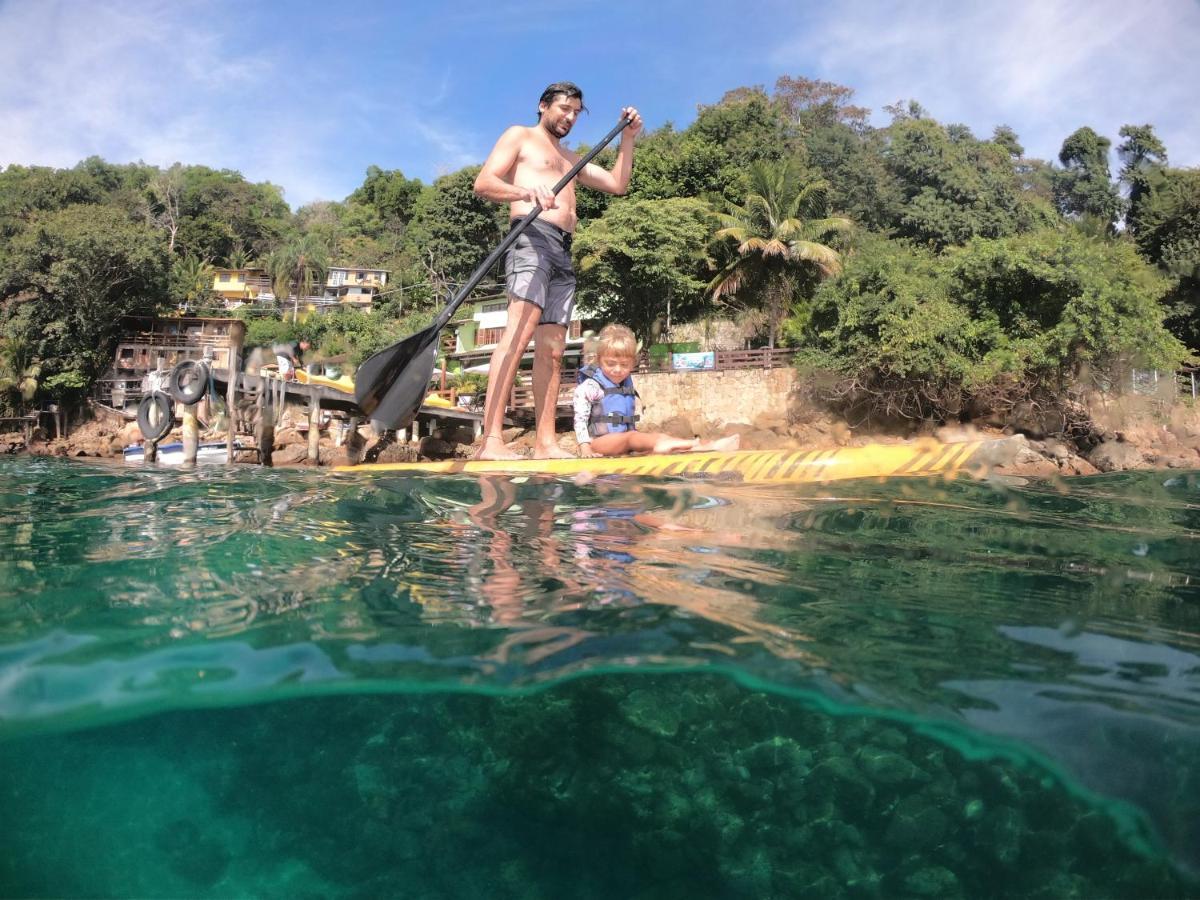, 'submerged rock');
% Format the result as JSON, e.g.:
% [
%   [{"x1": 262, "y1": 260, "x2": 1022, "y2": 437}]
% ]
[
  {"x1": 619, "y1": 688, "x2": 683, "y2": 737},
  {"x1": 857, "y1": 745, "x2": 928, "y2": 786},
  {"x1": 903, "y1": 864, "x2": 961, "y2": 897}
]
